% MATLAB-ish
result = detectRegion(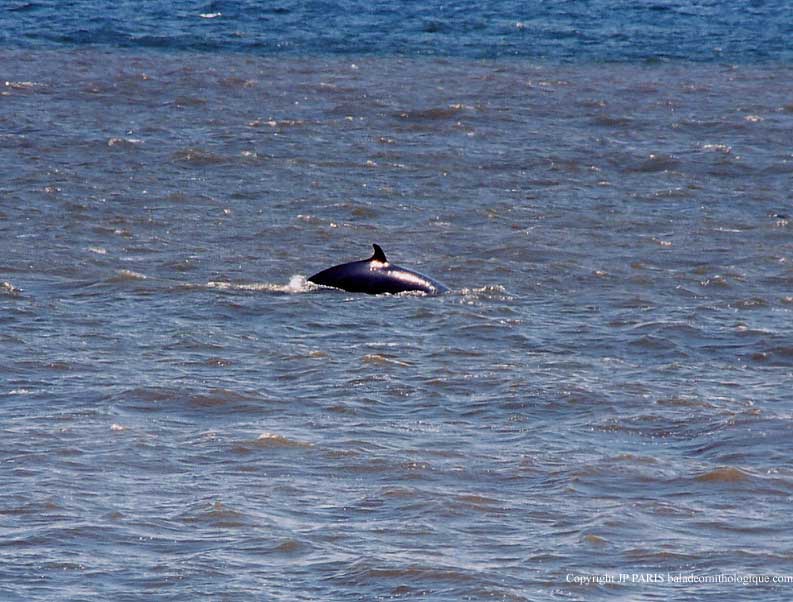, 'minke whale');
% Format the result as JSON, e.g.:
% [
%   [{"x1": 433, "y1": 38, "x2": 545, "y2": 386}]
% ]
[{"x1": 308, "y1": 244, "x2": 448, "y2": 295}]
